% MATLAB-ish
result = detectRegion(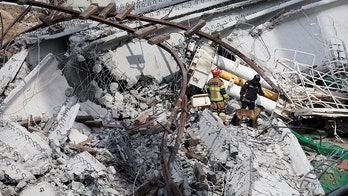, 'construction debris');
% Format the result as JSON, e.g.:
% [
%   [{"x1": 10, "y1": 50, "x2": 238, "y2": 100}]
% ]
[{"x1": 0, "y1": 1, "x2": 347, "y2": 196}]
